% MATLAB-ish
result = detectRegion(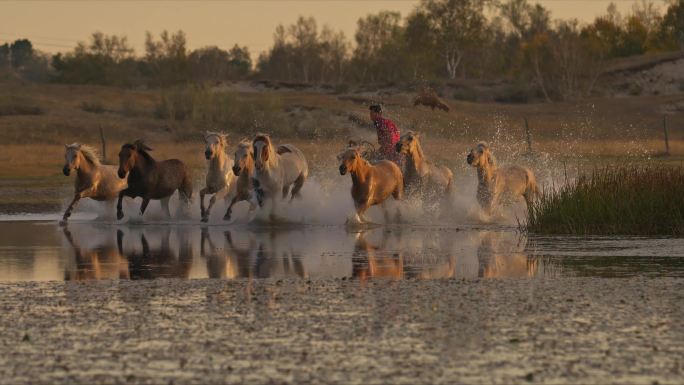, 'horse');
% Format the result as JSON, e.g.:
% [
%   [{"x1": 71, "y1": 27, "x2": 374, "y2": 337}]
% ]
[
  {"x1": 116, "y1": 140, "x2": 193, "y2": 220},
  {"x1": 61, "y1": 143, "x2": 127, "y2": 225},
  {"x1": 466, "y1": 142, "x2": 538, "y2": 214},
  {"x1": 395, "y1": 131, "x2": 453, "y2": 199},
  {"x1": 199, "y1": 132, "x2": 236, "y2": 222},
  {"x1": 413, "y1": 86, "x2": 450, "y2": 112},
  {"x1": 338, "y1": 145, "x2": 404, "y2": 224},
  {"x1": 251, "y1": 134, "x2": 308, "y2": 218},
  {"x1": 225, "y1": 139, "x2": 257, "y2": 221}
]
